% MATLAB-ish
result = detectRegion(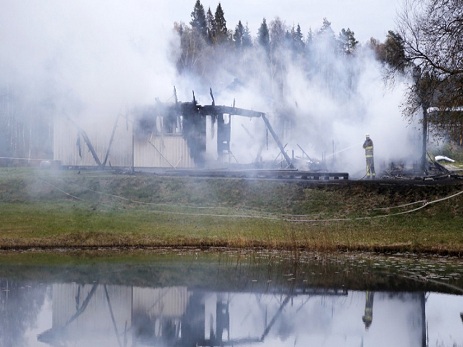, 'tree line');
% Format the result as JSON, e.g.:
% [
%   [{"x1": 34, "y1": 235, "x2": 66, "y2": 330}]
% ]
[
  {"x1": 174, "y1": 0, "x2": 361, "y2": 80},
  {"x1": 175, "y1": 0, "x2": 463, "y2": 153}
]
